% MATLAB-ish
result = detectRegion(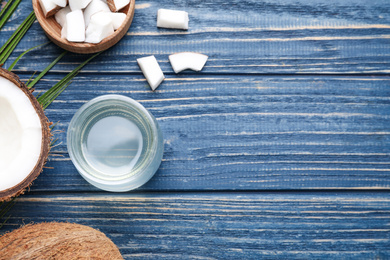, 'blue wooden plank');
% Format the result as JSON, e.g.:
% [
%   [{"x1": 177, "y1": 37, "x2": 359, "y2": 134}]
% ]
[
  {"x1": 0, "y1": 0, "x2": 389, "y2": 74},
  {"x1": 1, "y1": 192, "x2": 390, "y2": 259},
  {"x1": 1, "y1": 1, "x2": 389, "y2": 259},
  {"x1": 9, "y1": 74, "x2": 387, "y2": 192}
]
